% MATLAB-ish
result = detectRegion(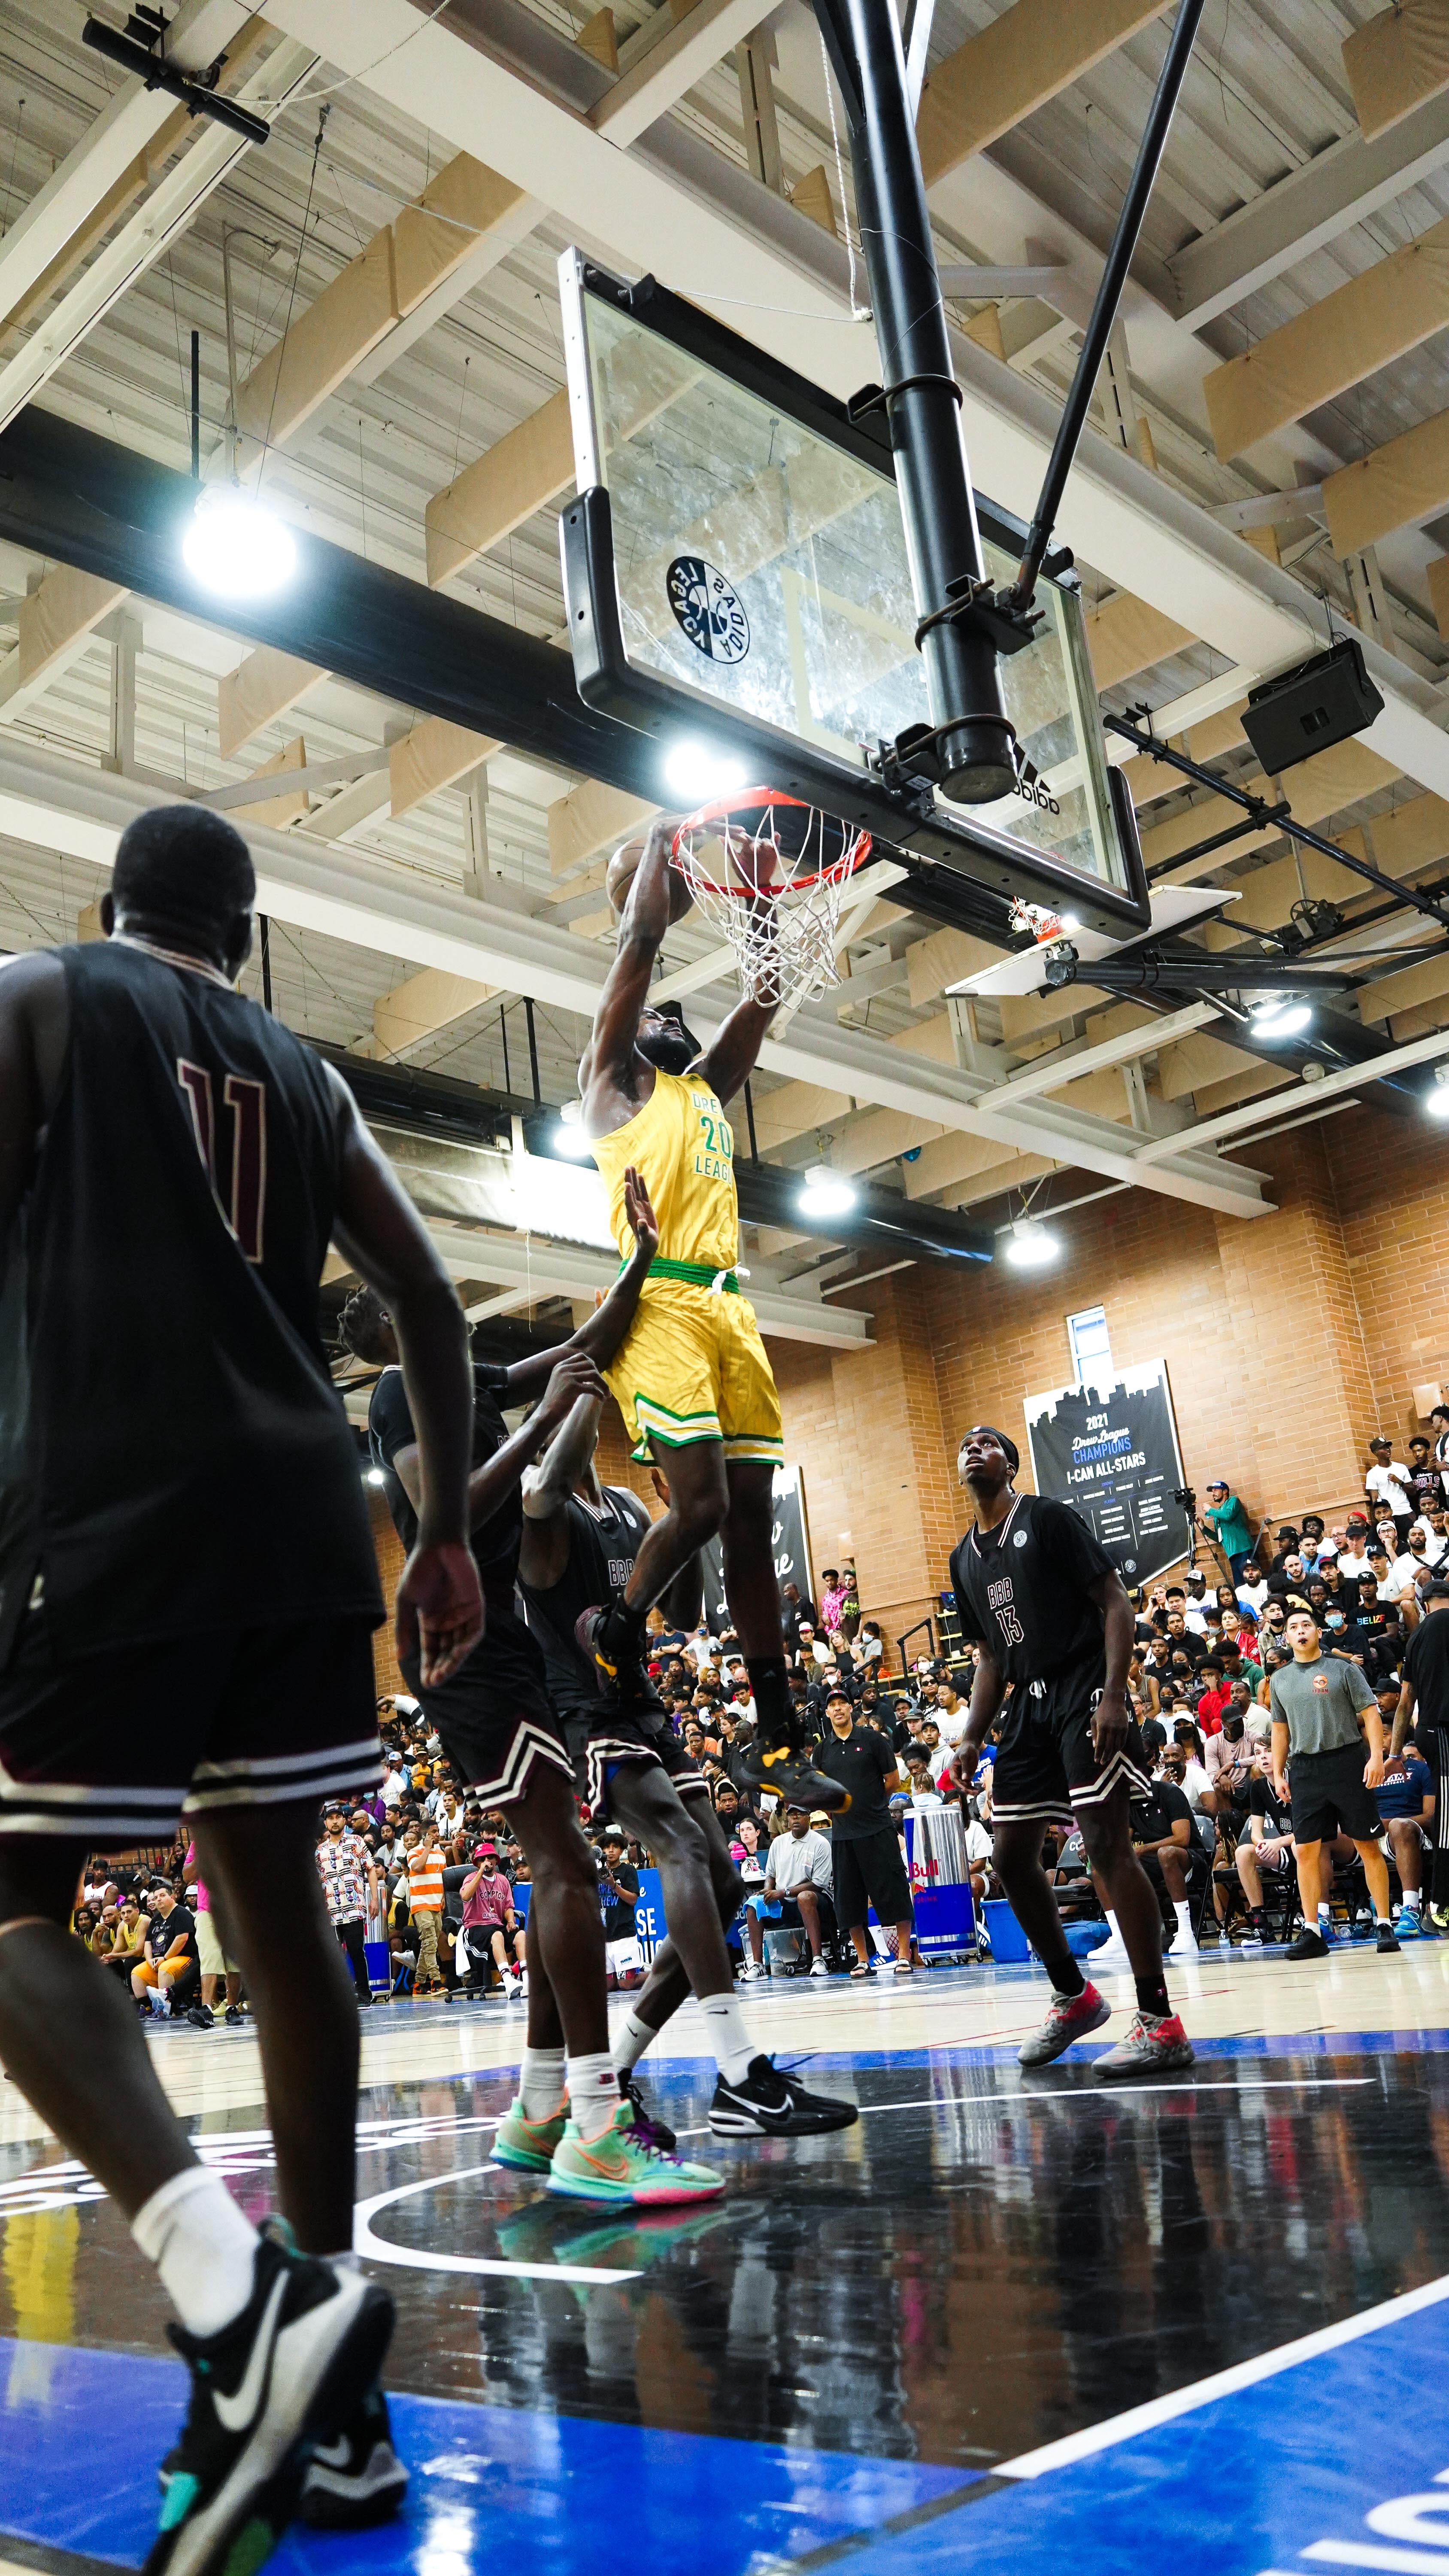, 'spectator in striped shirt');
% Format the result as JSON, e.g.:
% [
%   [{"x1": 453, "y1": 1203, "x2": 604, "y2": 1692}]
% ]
[
  {"x1": 404, "y1": 1824, "x2": 446, "y2": 1999},
  {"x1": 315, "y1": 1805, "x2": 379, "y2": 2011}
]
